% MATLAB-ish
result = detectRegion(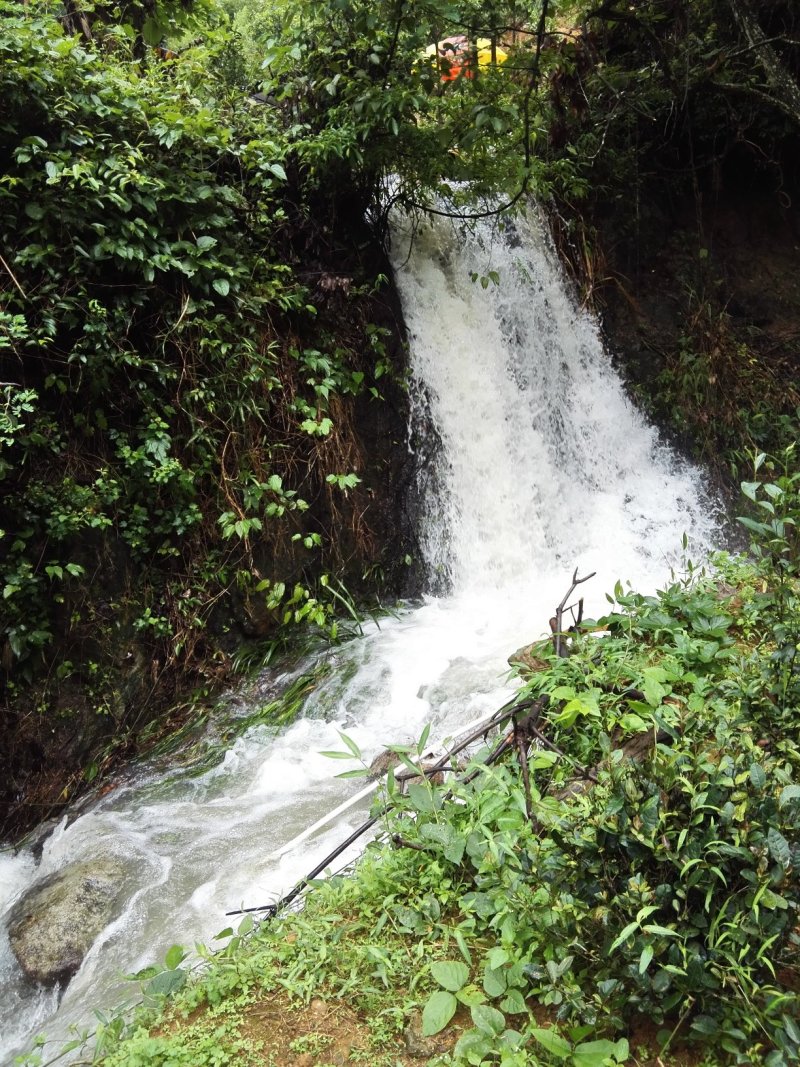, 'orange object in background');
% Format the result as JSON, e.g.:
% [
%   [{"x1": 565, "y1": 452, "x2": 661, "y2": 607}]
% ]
[{"x1": 424, "y1": 35, "x2": 508, "y2": 82}]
